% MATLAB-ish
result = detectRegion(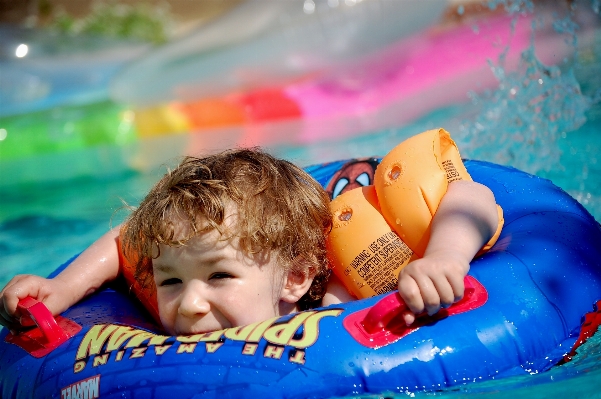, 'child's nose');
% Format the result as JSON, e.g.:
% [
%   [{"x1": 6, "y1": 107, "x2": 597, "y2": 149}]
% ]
[{"x1": 178, "y1": 281, "x2": 210, "y2": 318}]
